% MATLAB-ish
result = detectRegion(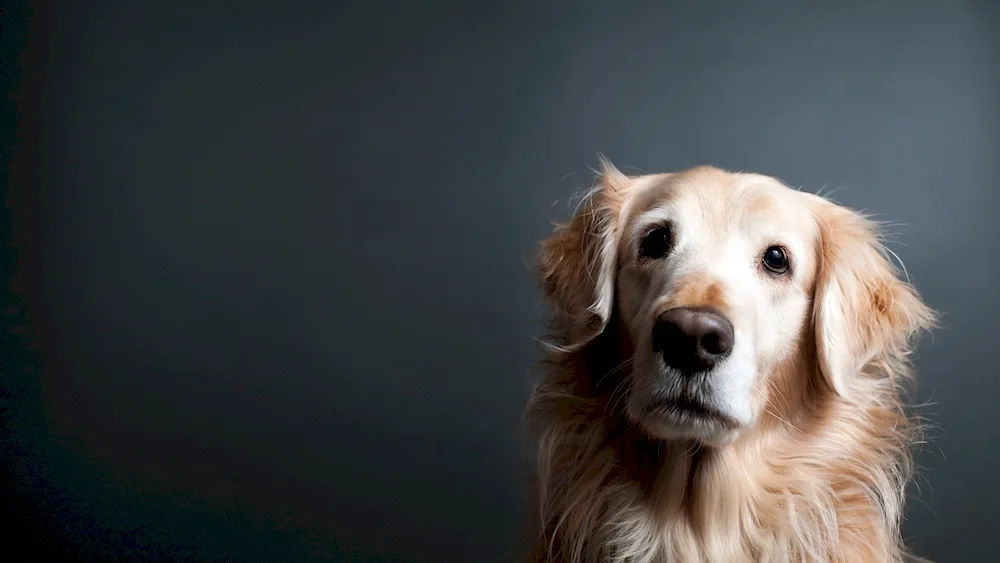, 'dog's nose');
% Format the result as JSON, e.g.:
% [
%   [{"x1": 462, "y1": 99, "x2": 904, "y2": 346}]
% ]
[{"x1": 652, "y1": 307, "x2": 735, "y2": 374}]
